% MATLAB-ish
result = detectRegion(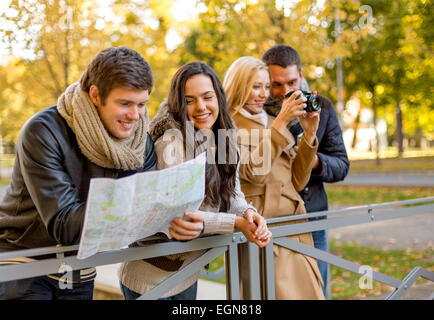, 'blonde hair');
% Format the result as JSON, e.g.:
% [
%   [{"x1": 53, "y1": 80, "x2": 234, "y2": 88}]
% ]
[{"x1": 223, "y1": 56, "x2": 269, "y2": 116}]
